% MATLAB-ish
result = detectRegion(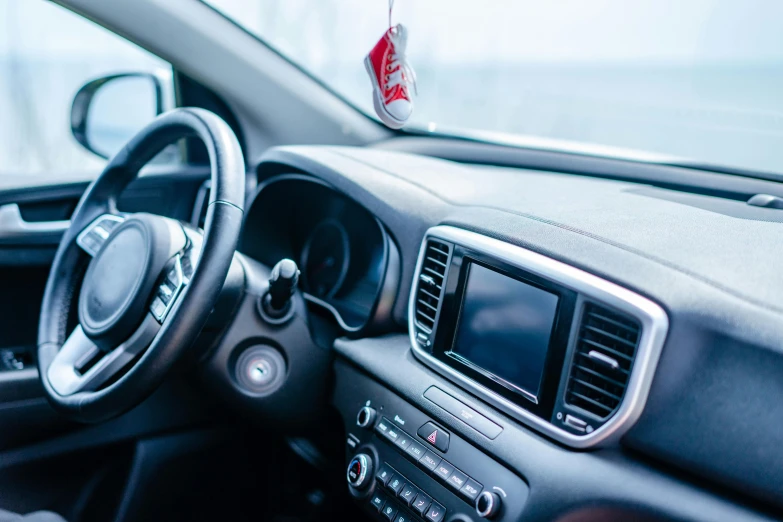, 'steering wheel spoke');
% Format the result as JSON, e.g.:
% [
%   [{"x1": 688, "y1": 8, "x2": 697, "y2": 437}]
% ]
[
  {"x1": 76, "y1": 213, "x2": 125, "y2": 256},
  {"x1": 47, "y1": 314, "x2": 161, "y2": 396}
]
